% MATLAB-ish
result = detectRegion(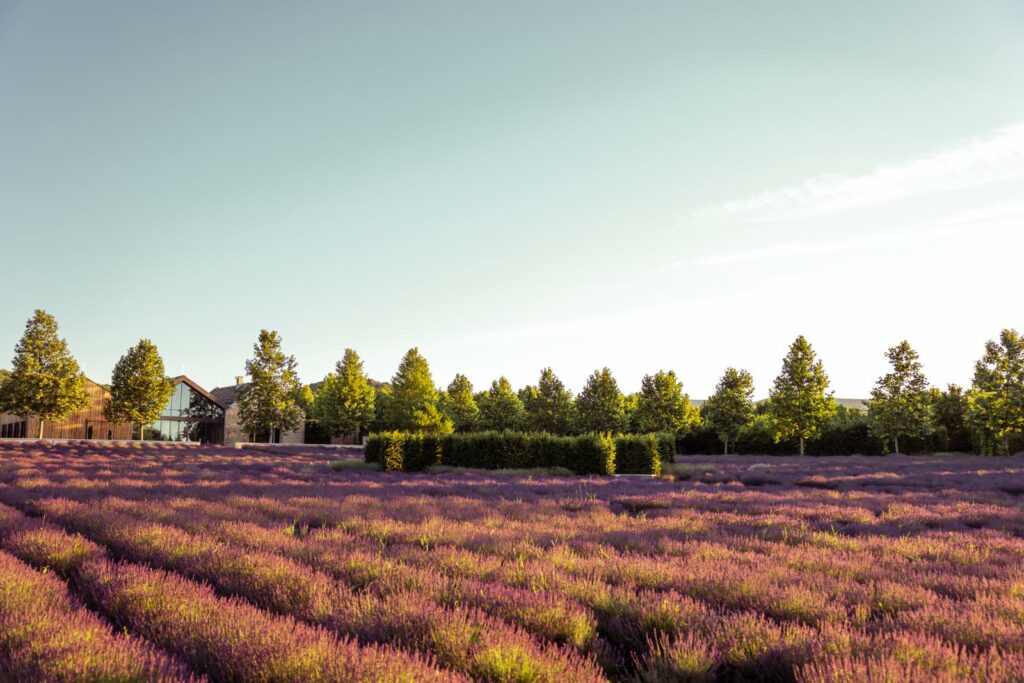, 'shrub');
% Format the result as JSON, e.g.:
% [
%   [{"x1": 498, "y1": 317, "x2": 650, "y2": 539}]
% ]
[
  {"x1": 677, "y1": 426, "x2": 722, "y2": 455},
  {"x1": 365, "y1": 436, "x2": 385, "y2": 463},
  {"x1": 615, "y1": 435, "x2": 662, "y2": 475},
  {"x1": 368, "y1": 431, "x2": 631, "y2": 474},
  {"x1": 382, "y1": 432, "x2": 406, "y2": 472},
  {"x1": 655, "y1": 432, "x2": 676, "y2": 464},
  {"x1": 571, "y1": 433, "x2": 617, "y2": 475}
]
